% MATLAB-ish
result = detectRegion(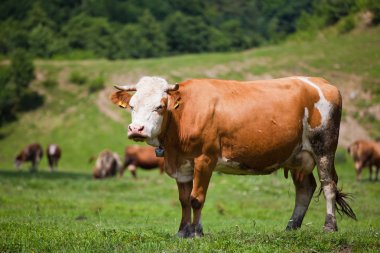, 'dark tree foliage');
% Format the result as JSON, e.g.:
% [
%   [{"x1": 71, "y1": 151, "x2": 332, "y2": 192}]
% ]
[
  {"x1": 0, "y1": 0, "x2": 376, "y2": 59},
  {"x1": 0, "y1": 49, "x2": 37, "y2": 125},
  {"x1": 10, "y1": 49, "x2": 34, "y2": 91},
  {"x1": 164, "y1": 12, "x2": 210, "y2": 53},
  {"x1": 116, "y1": 10, "x2": 167, "y2": 59}
]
